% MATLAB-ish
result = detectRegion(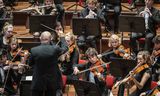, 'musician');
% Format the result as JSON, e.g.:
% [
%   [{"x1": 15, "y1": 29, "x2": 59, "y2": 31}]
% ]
[
  {"x1": 78, "y1": 0, "x2": 104, "y2": 51},
  {"x1": 99, "y1": 34, "x2": 133, "y2": 62},
  {"x1": 28, "y1": 31, "x2": 68, "y2": 96},
  {"x1": 102, "y1": 0, "x2": 121, "y2": 33},
  {"x1": 60, "y1": 32, "x2": 79, "y2": 76},
  {"x1": 73, "y1": 47, "x2": 108, "y2": 95},
  {"x1": 4, "y1": 37, "x2": 28, "y2": 95},
  {"x1": 51, "y1": 21, "x2": 64, "y2": 44},
  {"x1": 0, "y1": 22, "x2": 13, "y2": 50},
  {"x1": 130, "y1": 0, "x2": 160, "y2": 54},
  {"x1": 119, "y1": 51, "x2": 152, "y2": 96},
  {"x1": 151, "y1": 35, "x2": 160, "y2": 81},
  {"x1": 41, "y1": 0, "x2": 57, "y2": 15}
]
